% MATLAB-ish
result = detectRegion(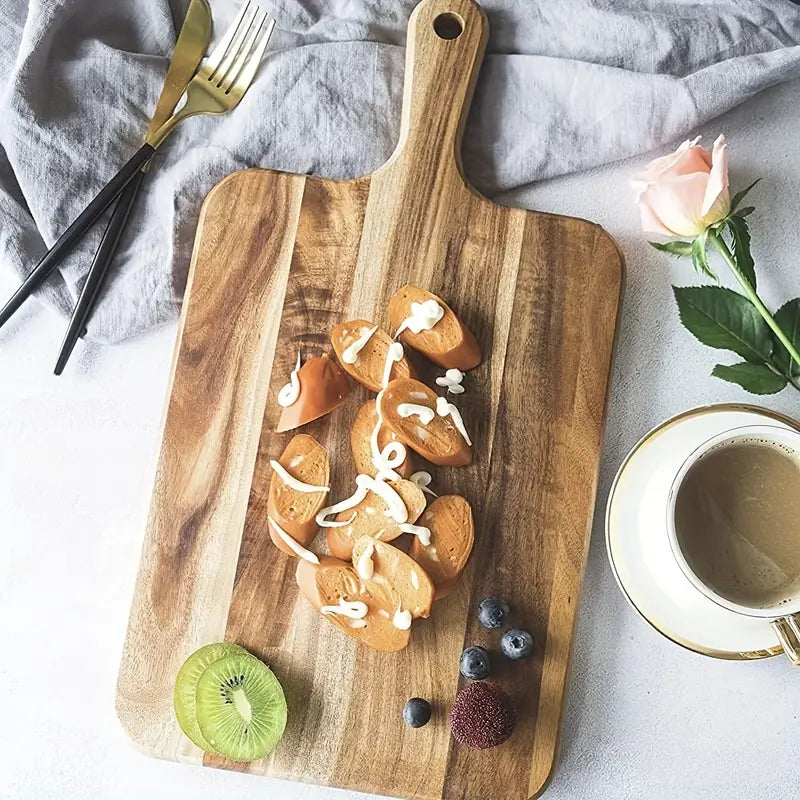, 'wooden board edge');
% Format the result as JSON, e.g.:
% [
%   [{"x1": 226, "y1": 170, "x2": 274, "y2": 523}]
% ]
[{"x1": 526, "y1": 223, "x2": 625, "y2": 799}]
